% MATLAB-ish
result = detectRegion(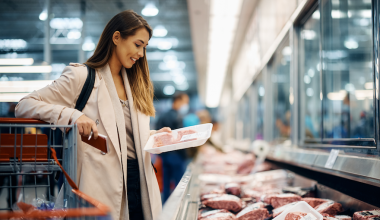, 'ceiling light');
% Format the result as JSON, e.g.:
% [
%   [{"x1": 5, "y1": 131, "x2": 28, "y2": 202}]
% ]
[
  {"x1": 331, "y1": 10, "x2": 347, "y2": 19},
  {"x1": 327, "y1": 90, "x2": 347, "y2": 100},
  {"x1": 163, "y1": 85, "x2": 175, "y2": 95},
  {"x1": 149, "y1": 38, "x2": 178, "y2": 49},
  {"x1": 39, "y1": 10, "x2": 48, "y2": 21},
  {"x1": 259, "y1": 86, "x2": 265, "y2": 97},
  {"x1": 344, "y1": 39, "x2": 358, "y2": 49},
  {"x1": 345, "y1": 83, "x2": 355, "y2": 92},
  {"x1": 153, "y1": 25, "x2": 168, "y2": 37},
  {"x1": 0, "y1": 93, "x2": 30, "y2": 102},
  {"x1": 365, "y1": 82, "x2": 373, "y2": 90},
  {"x1": 50, "y1": 18, "x2": 83, "y2": 30},
  {"x1": 176, "y1": 81, "x2": 189, "y2": 91},
  {"x1": 142, "y1": 3, "x2": 159, "y2": 17},
  {"x1": 157, "y1": 41, "x2": 172, "y2": 50},
  {"x1": 312, "y1": 11, "x2": 320, "y2": 19},
  {"x1": 172, "y1": 74, "x2": 186, "y2": 85},
  {"x1": 0, "y1": 58, "x2": 34, "y2": 66},
  {"x1": 308, "y1": 69, "x2": 315, "y2": 77},
  {"x1": 304, "y1": 75, "x2": 311, "y2": 84},
  {"x1": 301, "y1": 30, "x2": 316, "y2": 40},
  {"x1": 0, "y1": 39, "x2": 27, "y2": 50},
  {"x1": 355, "y1": 90, "x2": 373, "y2": 100},
  {"x1": 0, "y1": 80, "x2": 53, "y2": 93},
  {"x1": 205, "y1": 0, "x2": 243, "y2": 107},
  {"x1": 306, "y1": 88, "x2": 314, "y2": 97},
  {"x1": 282, "y1": 46, "x2": 292, "y2": 56},
  {"x1": 82, "y1": 38, "x2": 95, "y2": 51},
  {"x1": 67, "y1": 30, "x2": 81, "y2": 40},
  {"x1": 0, "y1": 66, "x2": 52, "y2": 73}
]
